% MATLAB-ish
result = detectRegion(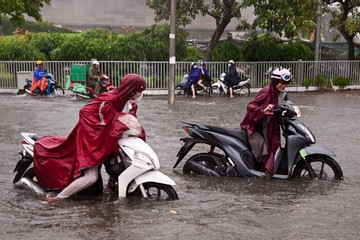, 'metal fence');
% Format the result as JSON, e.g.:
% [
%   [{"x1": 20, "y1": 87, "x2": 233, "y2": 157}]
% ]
[{"x1": 1, "y1": 60, "x2": 360, "y2": 90}]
